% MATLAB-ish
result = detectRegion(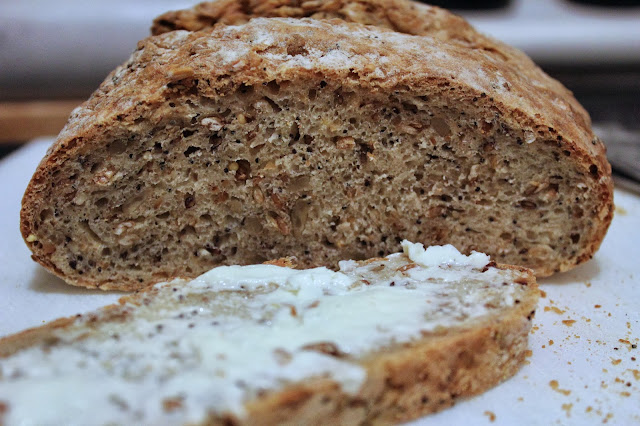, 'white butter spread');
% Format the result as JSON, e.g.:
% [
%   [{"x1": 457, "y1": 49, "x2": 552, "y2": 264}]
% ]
[
  {"x1": 401, "y1": 240, "x2": 490, "y2": 269},
  {"x1": 0, "y1": 243, "x2": 523, "y2": 426}
]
